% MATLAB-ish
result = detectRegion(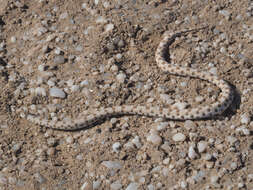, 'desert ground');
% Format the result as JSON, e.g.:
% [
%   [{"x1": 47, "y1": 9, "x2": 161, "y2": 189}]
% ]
[{"x1": 0, "y1": 0, "x2": 252, "y2": 189}]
